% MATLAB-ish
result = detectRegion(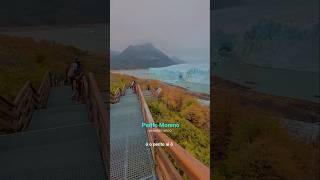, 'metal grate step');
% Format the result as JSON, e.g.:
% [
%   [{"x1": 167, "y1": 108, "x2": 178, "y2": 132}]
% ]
[
  {"x1": 0, "y1": 124, "x2": 106, "y2": 179},
  {"x1": 110, "y1": 89, "x2": 156, "y2": 180}
]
